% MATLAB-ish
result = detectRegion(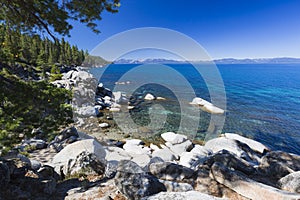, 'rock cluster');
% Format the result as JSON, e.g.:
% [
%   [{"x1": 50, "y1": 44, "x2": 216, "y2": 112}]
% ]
[
  {"x1": 0, "y1": 157, "x2": 58, "y2": 199},
  {"x1": 2, "y1": 128, "x2": 300, "y2": 199}
]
